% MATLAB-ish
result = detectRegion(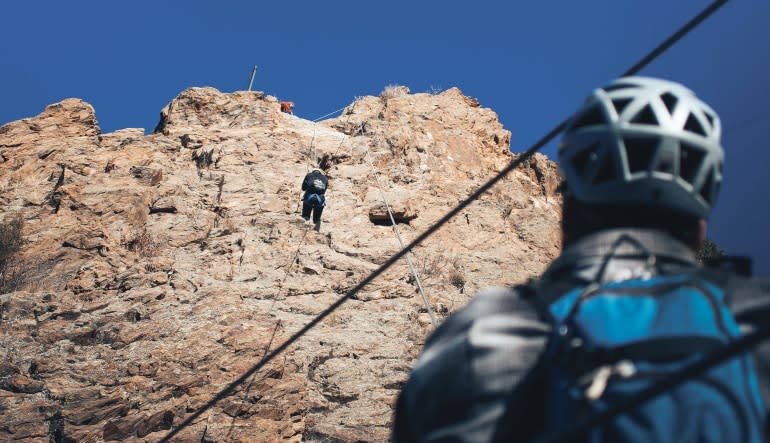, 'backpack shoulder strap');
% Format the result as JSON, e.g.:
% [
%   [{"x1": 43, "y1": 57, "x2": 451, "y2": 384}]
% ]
[
  {"x1": 490, "y1": 280, "x2": 553, "y2": 443},
  {"x1": 518, "y1": 277, "x2": 588, "y2": 324},
  {"x1": 515, "y1": 279, "x2": 551, "y2": 322}
]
